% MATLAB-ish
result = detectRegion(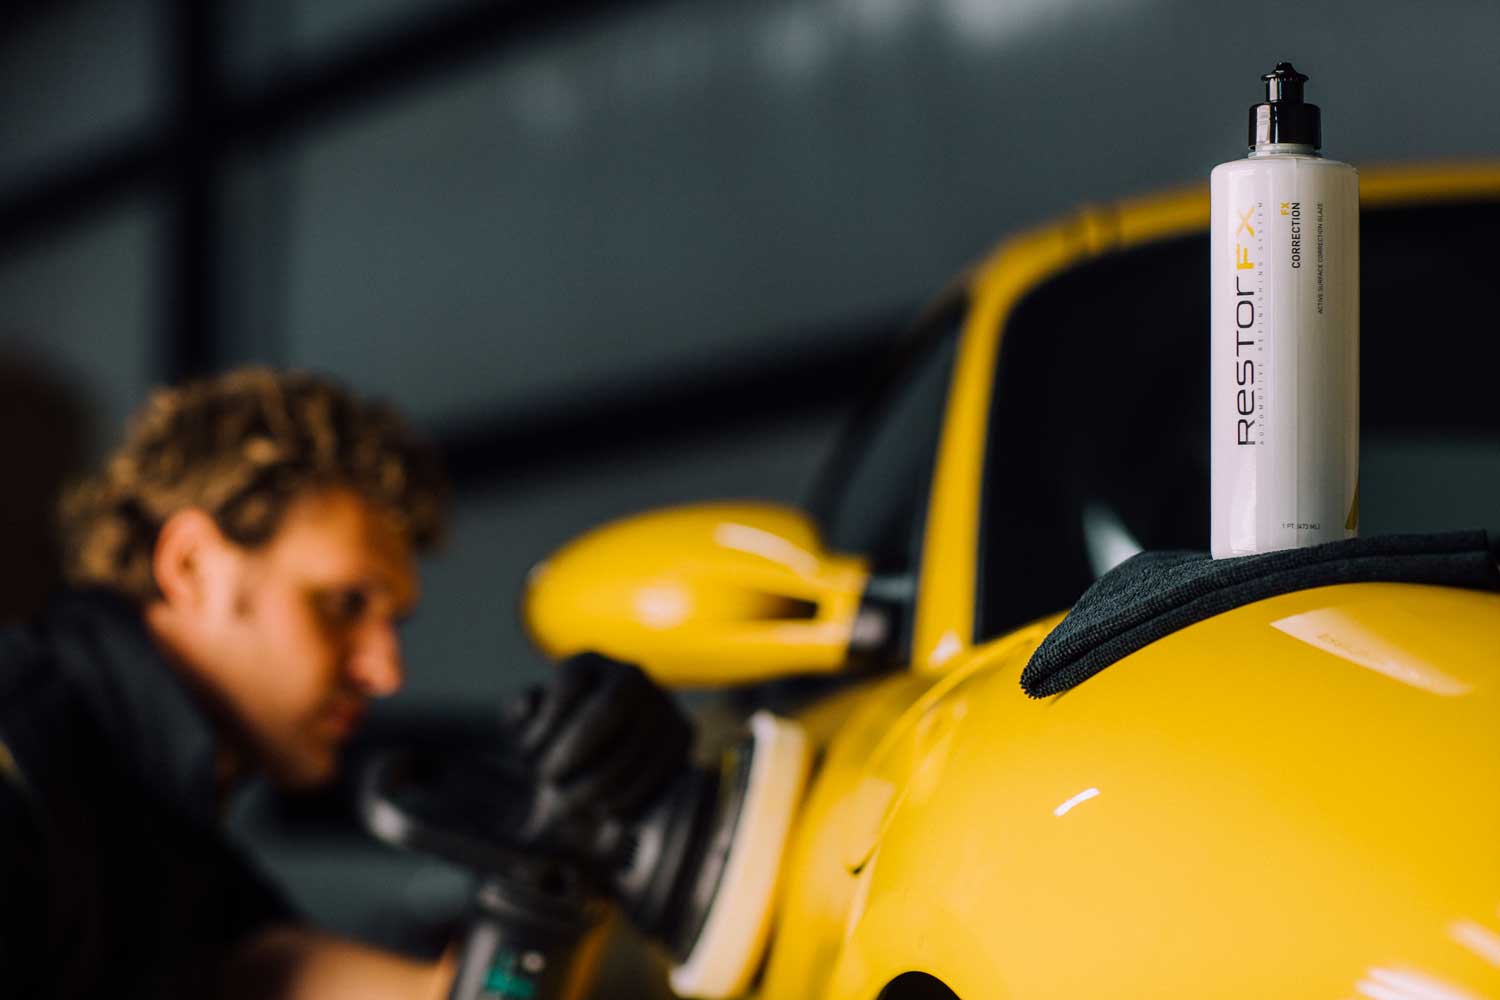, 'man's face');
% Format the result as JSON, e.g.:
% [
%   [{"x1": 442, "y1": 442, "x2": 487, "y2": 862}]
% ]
[{"x1": 197, "y1": 488, "x2": 418, "y2": 789}]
